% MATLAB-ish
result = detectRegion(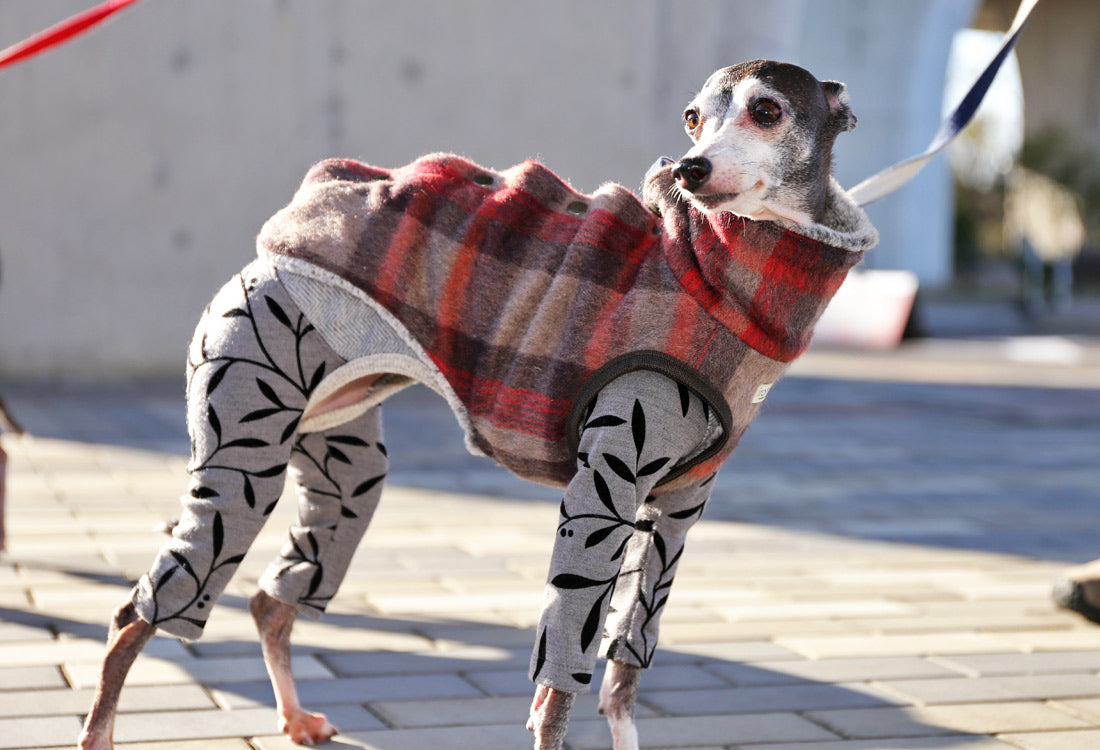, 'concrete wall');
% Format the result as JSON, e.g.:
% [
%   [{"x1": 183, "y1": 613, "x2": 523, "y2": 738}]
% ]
[{"x1": 0, "y1": 0, "x2": 974, "y2": 381}]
